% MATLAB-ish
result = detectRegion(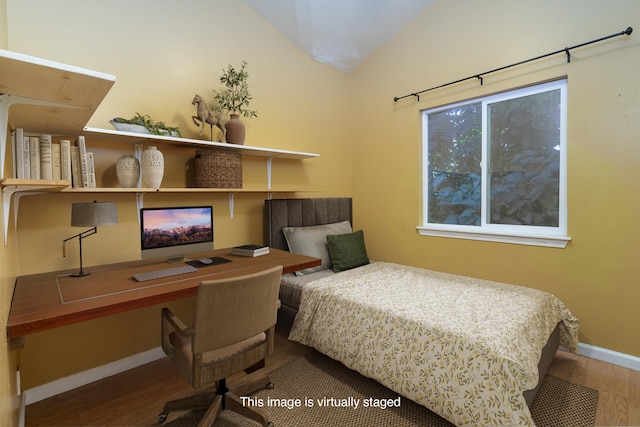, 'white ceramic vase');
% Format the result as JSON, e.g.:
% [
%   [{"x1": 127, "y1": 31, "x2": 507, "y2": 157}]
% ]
[
  {"x1": 116, "y1": 155, "x2": 140, "y2": 188},
  {"x1": 141, "y1": 146, "x2": 164, "y2": 188}
]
